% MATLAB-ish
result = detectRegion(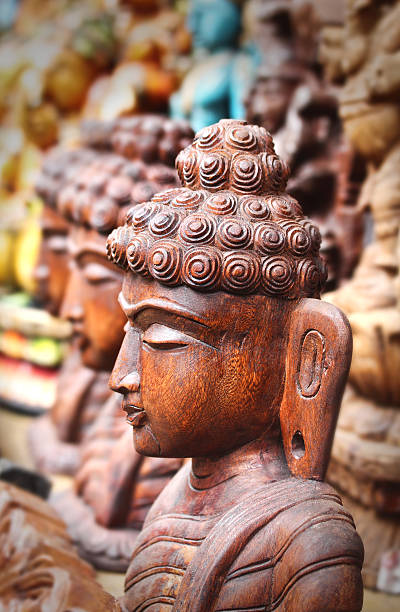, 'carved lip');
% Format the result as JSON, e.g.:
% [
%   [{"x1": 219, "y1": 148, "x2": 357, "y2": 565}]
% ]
[{"x1": 123, "y1": 403, "x2": 146, "y2": 428}]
